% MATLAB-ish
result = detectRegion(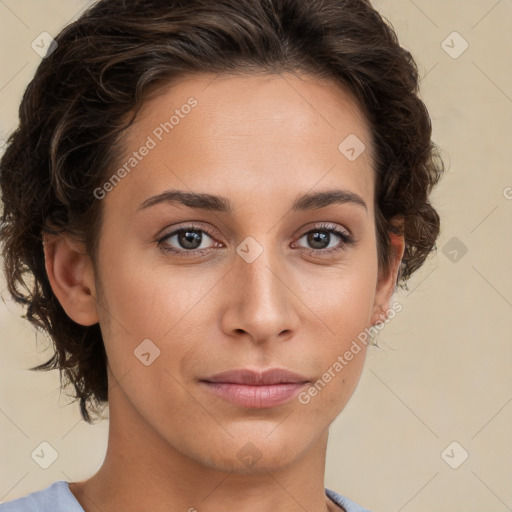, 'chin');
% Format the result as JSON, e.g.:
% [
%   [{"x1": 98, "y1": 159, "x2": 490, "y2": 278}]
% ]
[{"x1": 188, "y1": 432, "x2": 316, "y2": 475}]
